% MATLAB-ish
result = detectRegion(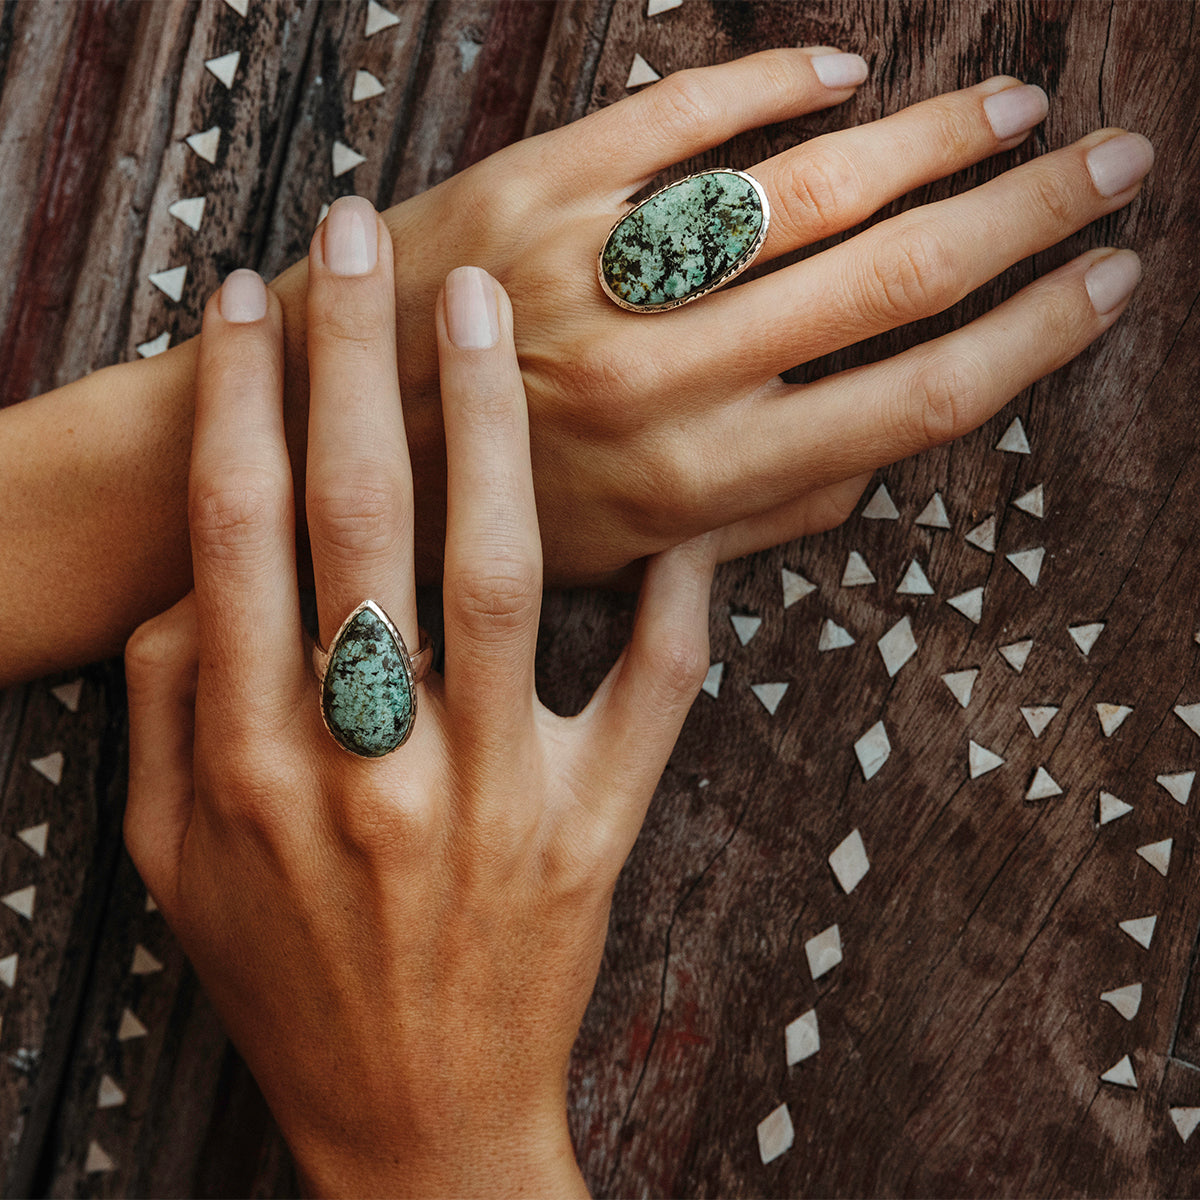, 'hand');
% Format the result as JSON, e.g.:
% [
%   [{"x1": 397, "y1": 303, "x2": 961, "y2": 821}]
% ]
[
  {"x1": 122, "y1": 199, "x2": 714, "y2": 1196},
  {"x1": 271, "y1": 47, "x2": 1150, "y2": 585}
]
